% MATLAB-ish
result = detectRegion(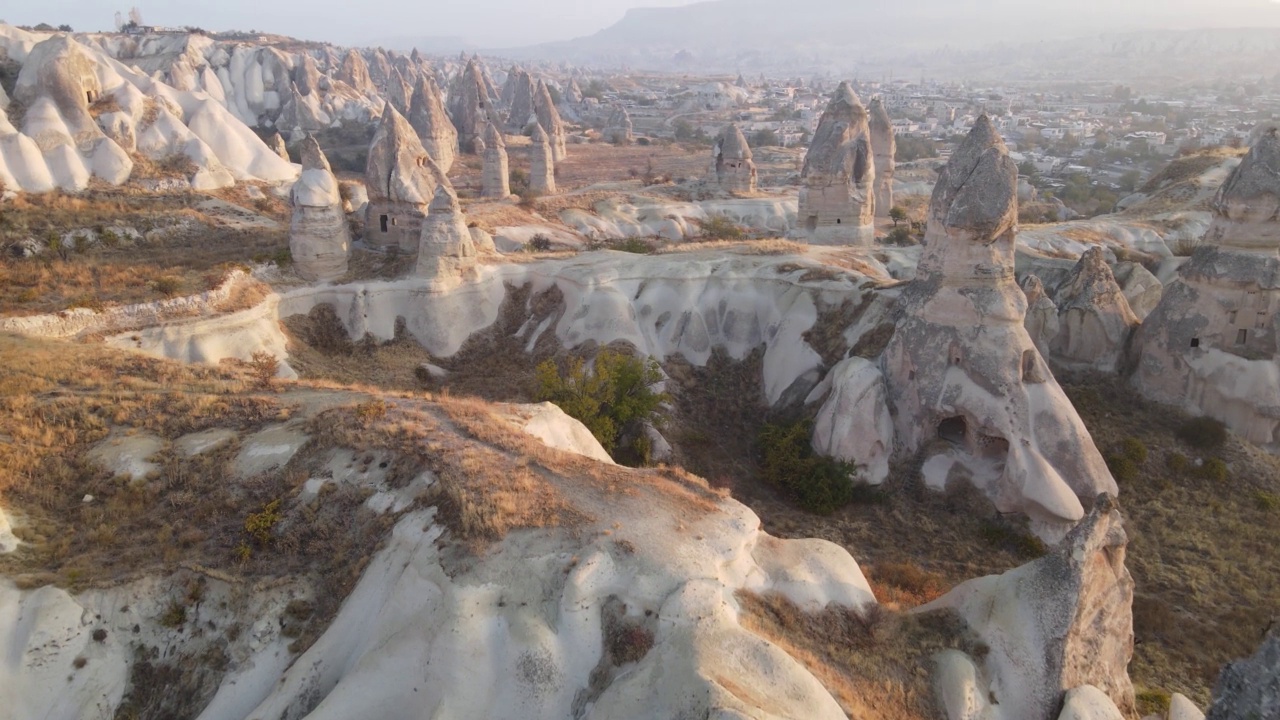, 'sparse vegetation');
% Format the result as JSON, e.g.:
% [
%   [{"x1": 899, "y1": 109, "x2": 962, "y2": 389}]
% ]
[
  {"x1": 697, "y1": 215, "x2": 745, "y2": 240},
  {"x1": 1177, "y1": 416, "x2": 1227, "y2": 450},
  {"x1": 246, "y1": 351, "x2": 280, "y2": 390},
  {"x1": 757, "y1": 420, "x2": 861, "y2": 515}
]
